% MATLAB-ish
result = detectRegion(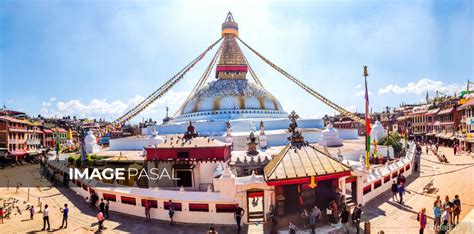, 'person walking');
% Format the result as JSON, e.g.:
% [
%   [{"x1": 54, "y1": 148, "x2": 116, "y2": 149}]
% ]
[
  {"x1": 417, "y1": 208, "x2": 427, "y2": 234},
  {"x1": 234, "y1": 203, "x2": 245, "y2": 232},
  {"x1": 105, "y1": 200, "x2": 109, "y2": 219},
  {"x1": 352, "y1": 204, "x2": 362, "y2": 234},
  {"x1": 144, "y1": 199, "x2": 151, "y2": 222},
  {"x1": 453, "y1": 195, "x2": 461, "y2": 224},
  {"x1": 29, "y1": 205, "x2": 34, "y2": 220},
  {"x1": 168, "y1": 200, "x2": 175, "y2": 225},
  {"x1": 398, "y1": 183, "x2": 405, "y2": 204},
  {"x1": 308, "y1": 208, "x2": 317, "y2": 234},
  {"x1": 340, "y1": 206, "x2": 350, "y2": 234},
  {"x1": 60, "y1": 203, "x2": 69, "y2": 228},
  {"x1": 99, "y1": 198, "x2": 105, "y2": 216},
  {"x1": 391, "y1": 181, "x2": 398, "y2": 201},
  {"x1": 453, "y1": 143, "x2": 457, "y2": 155},
  {"x1": 42, "y1": 204, "x2": 50, "y2": 231},
  {"x1": 434, "y1": 196, "x2": 442, "y2": 209},
  {"x1": 97, "y1": 209, "x2": 105, "y2": 231}
]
